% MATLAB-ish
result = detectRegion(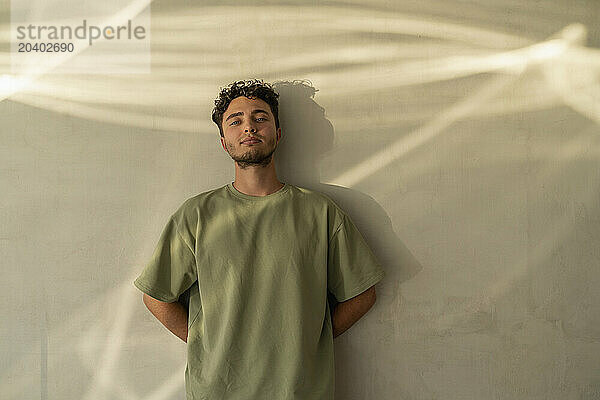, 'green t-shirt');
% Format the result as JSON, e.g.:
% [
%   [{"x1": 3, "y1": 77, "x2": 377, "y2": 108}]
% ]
[{"x1": 133, "y1": 182, "x2": 385, "y2": 400}]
